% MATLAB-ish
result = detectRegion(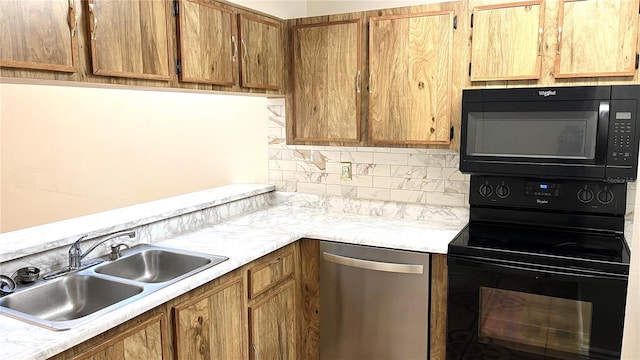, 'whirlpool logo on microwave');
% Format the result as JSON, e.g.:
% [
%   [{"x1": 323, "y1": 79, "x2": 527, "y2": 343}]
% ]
[
  {"x1": 538, "y1": 90, "x2": 557, "y2": 97},
  {"x1": 536, "y1": 199, "x2": 550, "y2": 205}
]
